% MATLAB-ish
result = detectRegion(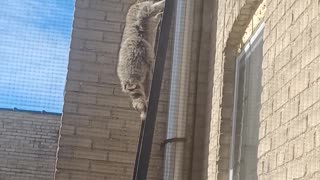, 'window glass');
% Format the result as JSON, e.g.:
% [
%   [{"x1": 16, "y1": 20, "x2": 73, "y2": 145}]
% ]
[{"x1": 230, "y1": 24, "x2": 264, "y2": 180}]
